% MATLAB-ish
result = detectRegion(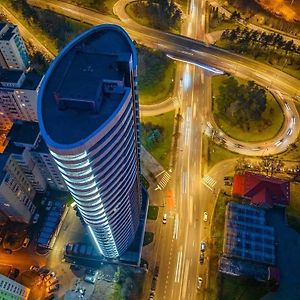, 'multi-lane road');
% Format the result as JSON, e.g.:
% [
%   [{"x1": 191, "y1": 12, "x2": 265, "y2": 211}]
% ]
[{"x1": 3, "y1": 1, "x2": 300, "y2": 300}]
